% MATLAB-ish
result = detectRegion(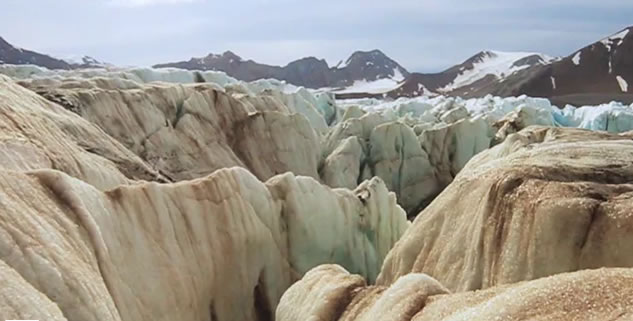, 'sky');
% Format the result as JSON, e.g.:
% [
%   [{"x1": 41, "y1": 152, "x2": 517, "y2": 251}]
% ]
[{"x1": 1, "y1": 0, "x2": 632, "y2": 72}]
